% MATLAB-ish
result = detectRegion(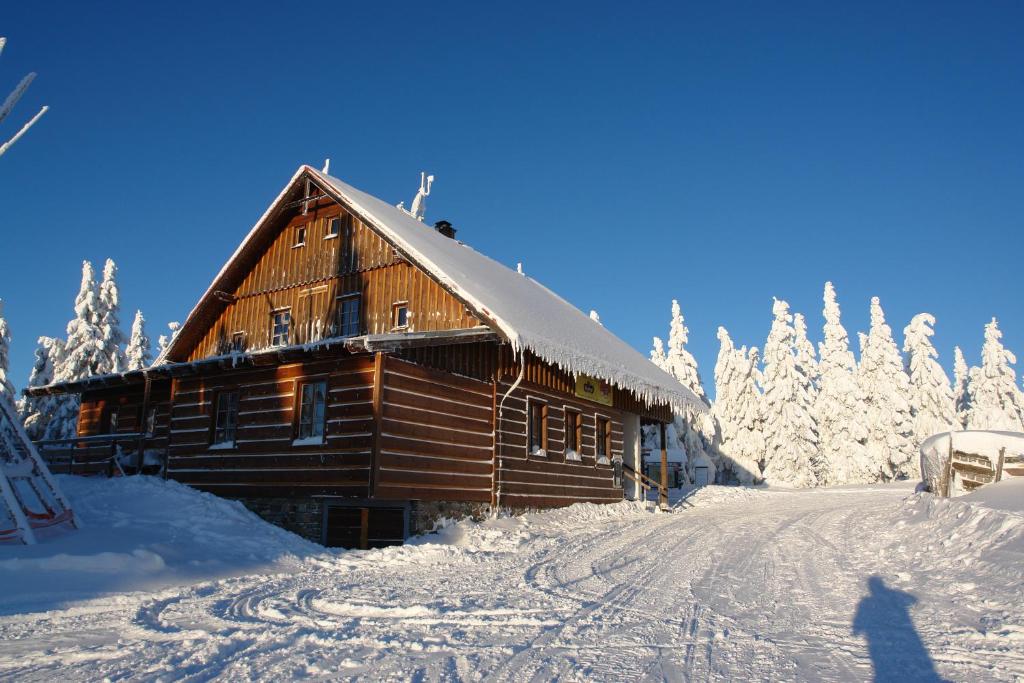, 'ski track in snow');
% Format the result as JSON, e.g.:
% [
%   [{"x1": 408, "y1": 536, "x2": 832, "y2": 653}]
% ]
[{"x1": 1, "y1": 485, "x2": 1022, "y2": 681}]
